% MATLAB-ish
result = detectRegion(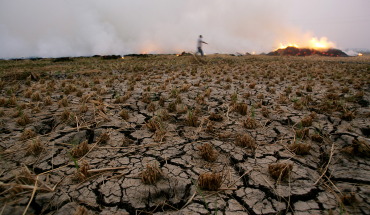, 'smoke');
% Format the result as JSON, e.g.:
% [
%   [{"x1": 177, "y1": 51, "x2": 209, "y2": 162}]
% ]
[{"x1": 0, "y1": 0, "x2": 332, "y2": 59}]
